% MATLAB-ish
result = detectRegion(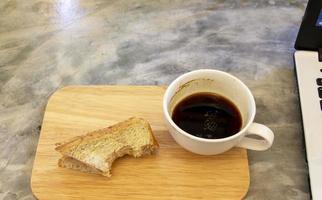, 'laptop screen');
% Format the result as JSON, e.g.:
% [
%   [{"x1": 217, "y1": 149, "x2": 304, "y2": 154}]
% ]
[{"x1": 316, "y1": 9, "x2": 322, "y2": 27}]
